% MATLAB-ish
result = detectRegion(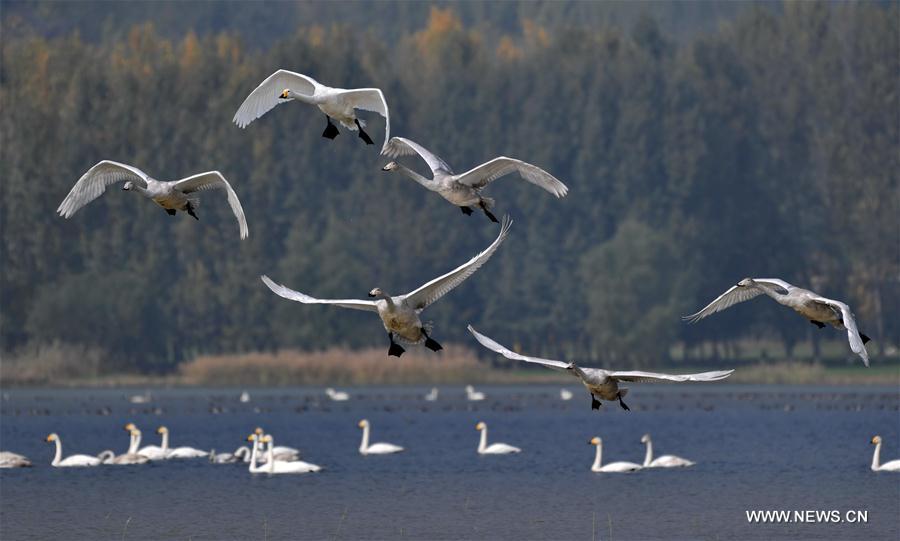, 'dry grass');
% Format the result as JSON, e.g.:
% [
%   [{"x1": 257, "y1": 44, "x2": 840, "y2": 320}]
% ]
[
  {"x1": 178, "y1": 344, "x2": 502, "y2": 386},
  {"x1": 729, "y1": 361, "x2": 899, "y2": 385},
  {"x1": 0, "y1": 342, "x2": 108, "y2": 386}
]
